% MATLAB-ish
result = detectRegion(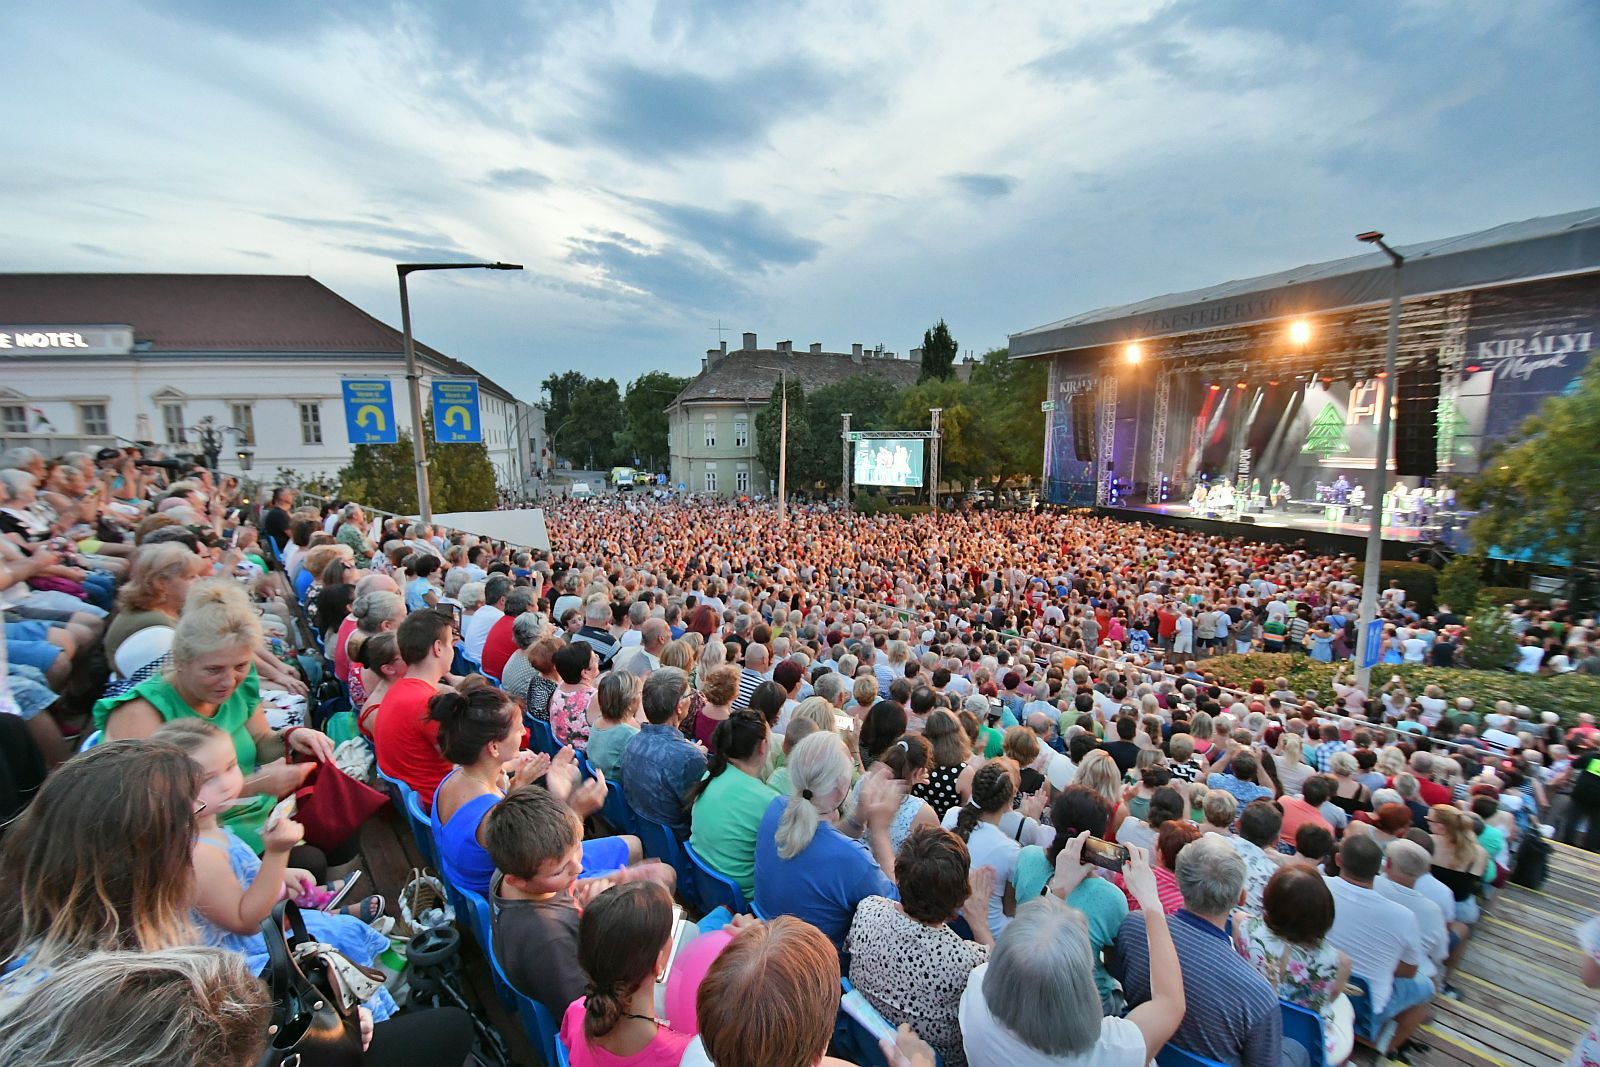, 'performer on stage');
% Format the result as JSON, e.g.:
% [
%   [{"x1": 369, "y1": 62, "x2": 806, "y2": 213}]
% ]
[
  {"x1": 1332, "y1": 474, "x2": 1351, "y2": 504},
  {"x1": 1190, "y1": 483, "x2": 1209, "y2": 511},
  {"x1": 1270, "y1": 477, "x2": 1288, "y2": 509}
]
